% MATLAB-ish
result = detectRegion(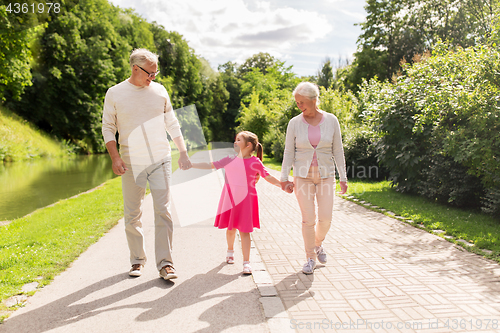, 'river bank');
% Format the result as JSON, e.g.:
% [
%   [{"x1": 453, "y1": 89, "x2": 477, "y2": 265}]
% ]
[
  {"x1": 0, "y1": 107, "x2": 67, "y2": 163},
  {"x1": 0, "y1": 177, "x2": 124, "y2": 321},
  {"x1": 0, "y1": 154, "x2": 117, "y2": 221}
]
